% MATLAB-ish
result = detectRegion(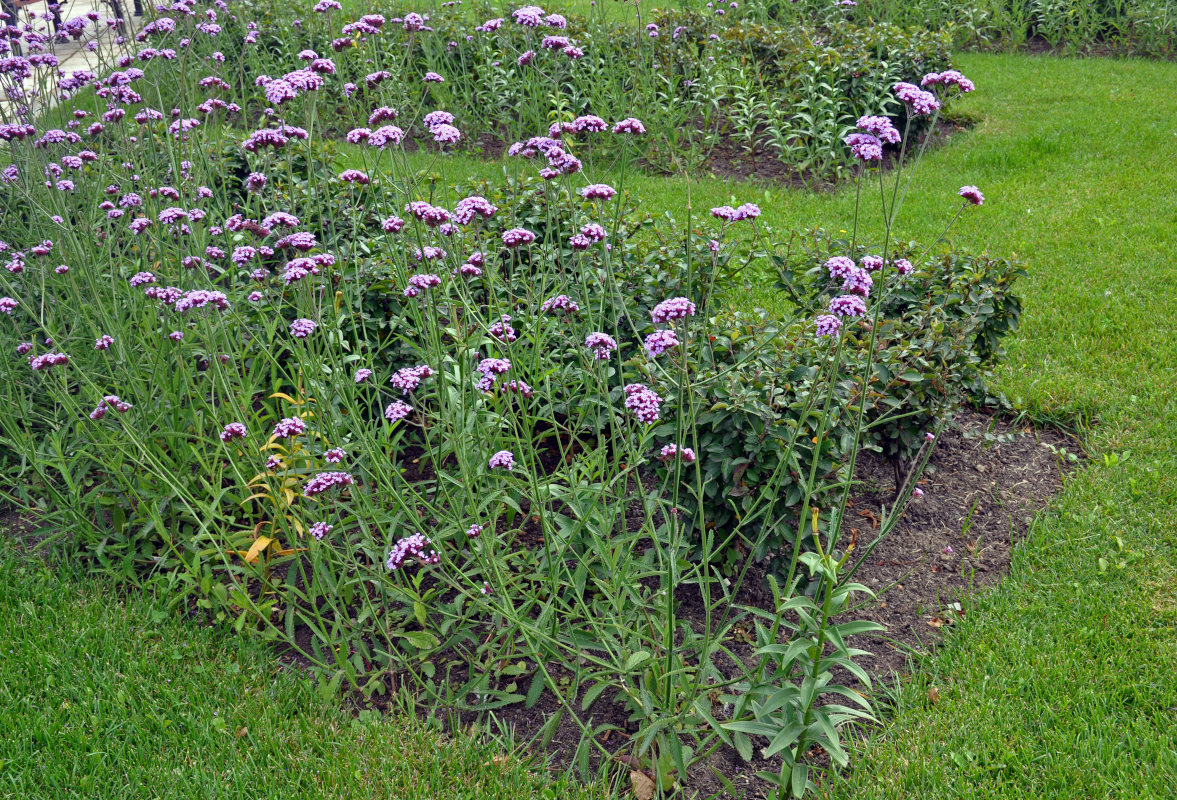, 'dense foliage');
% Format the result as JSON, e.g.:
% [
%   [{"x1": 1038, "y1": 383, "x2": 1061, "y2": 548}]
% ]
[{"x1": 743, "y1": 0, "x2": 1177, "y2": 58}]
